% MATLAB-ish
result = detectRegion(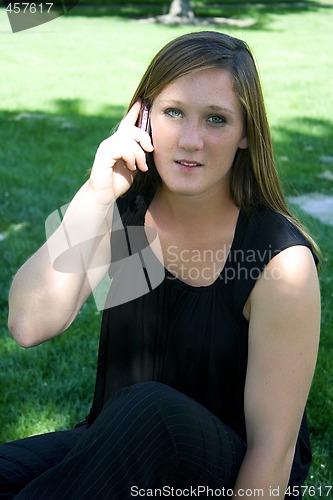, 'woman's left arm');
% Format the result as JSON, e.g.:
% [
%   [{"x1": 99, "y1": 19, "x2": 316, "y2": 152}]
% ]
[{"x1": 233, "y1": 245, "x2": 321, "y2": 500}]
